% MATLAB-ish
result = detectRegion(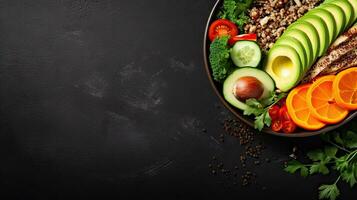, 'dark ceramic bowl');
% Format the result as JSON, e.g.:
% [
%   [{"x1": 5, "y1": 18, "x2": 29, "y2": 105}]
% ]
[{"x1": 203, "y1": 0, "x2": 357, "y2": 137}]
